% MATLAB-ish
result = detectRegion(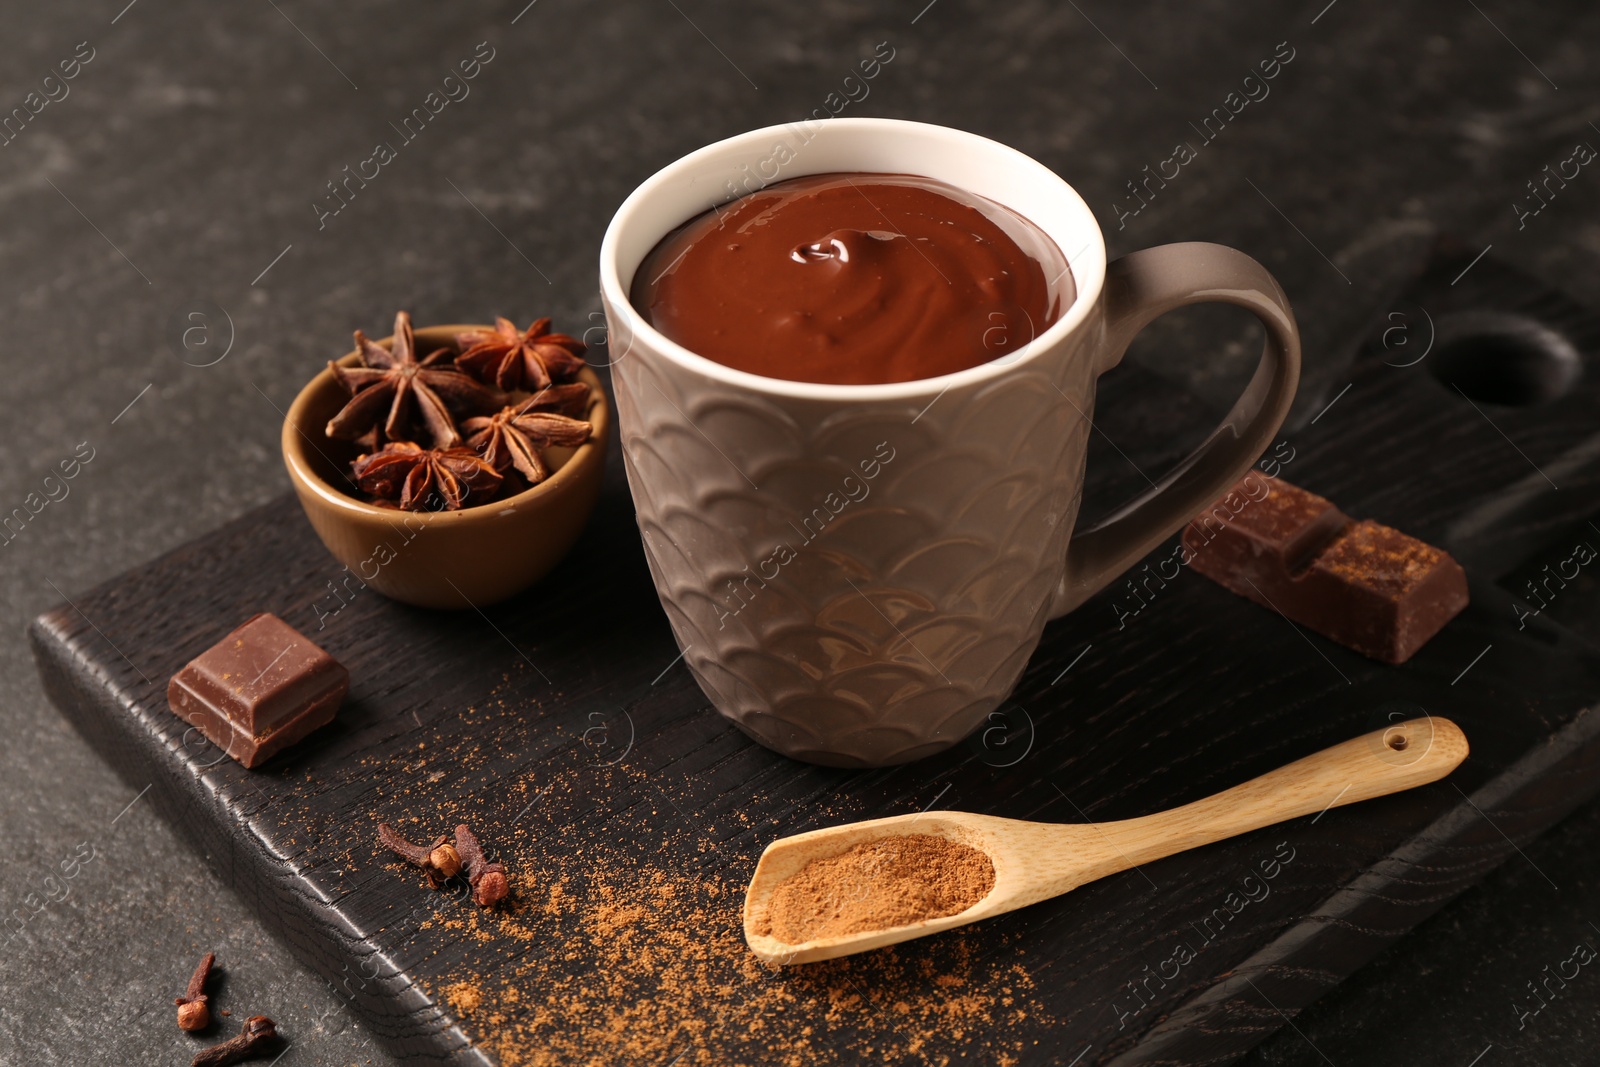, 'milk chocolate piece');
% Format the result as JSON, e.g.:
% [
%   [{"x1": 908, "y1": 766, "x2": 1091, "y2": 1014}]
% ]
[
  {"x1": 167, "y1": 613, "x2": 347, "y2": 768},
  {"x1": 1183, "y1": 477, "x2": 1469, "y2": 664}
]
